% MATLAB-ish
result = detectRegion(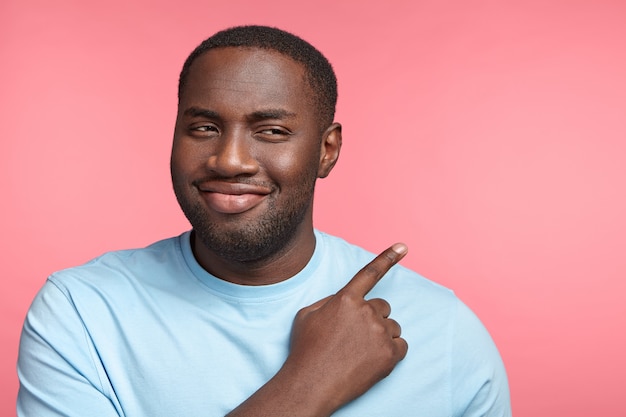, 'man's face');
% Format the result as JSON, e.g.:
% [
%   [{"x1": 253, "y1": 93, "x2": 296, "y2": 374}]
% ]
[{"x1": 171, "y1": 47, "x2": 338, "y2": 264}]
